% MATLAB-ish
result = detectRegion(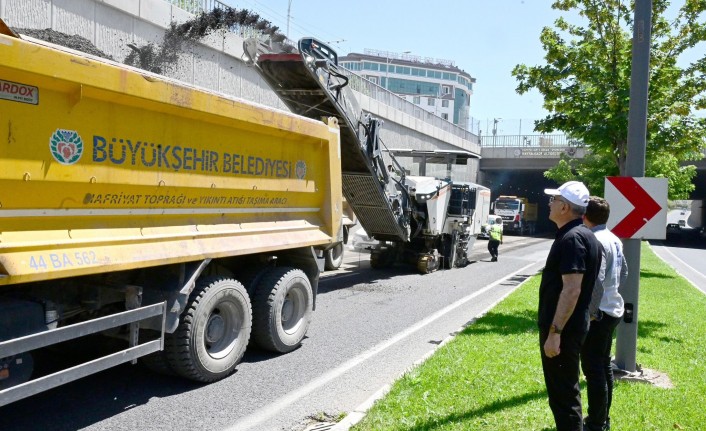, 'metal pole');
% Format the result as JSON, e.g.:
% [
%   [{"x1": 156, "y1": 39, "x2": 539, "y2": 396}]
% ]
[
  {"x1": 615, "y1": 0, "x2": 652, "y2": 372},
  {"x1": 386, "y1": 56, "x2": 390, "y2": 90},
  {"x1": 286, "y1": 0, "x2": 292, "y2": 40}
]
